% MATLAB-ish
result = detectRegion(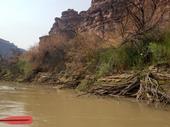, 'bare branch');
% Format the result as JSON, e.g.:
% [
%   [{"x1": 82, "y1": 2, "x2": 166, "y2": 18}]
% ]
[{"x1": 118, "y1": 0, "x2": 170, "y2": 44}]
